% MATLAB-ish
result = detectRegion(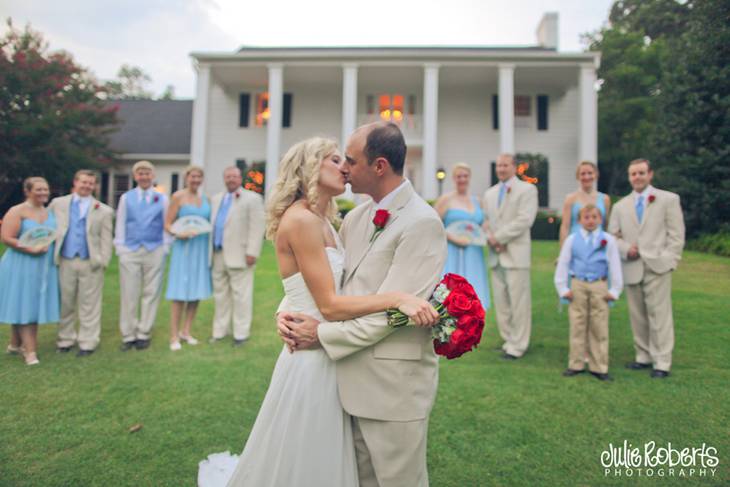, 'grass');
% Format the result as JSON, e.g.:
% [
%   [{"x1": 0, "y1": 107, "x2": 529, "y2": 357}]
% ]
[{"x1": 0, "y1": 242, "x2": 728, "y2": 486}]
